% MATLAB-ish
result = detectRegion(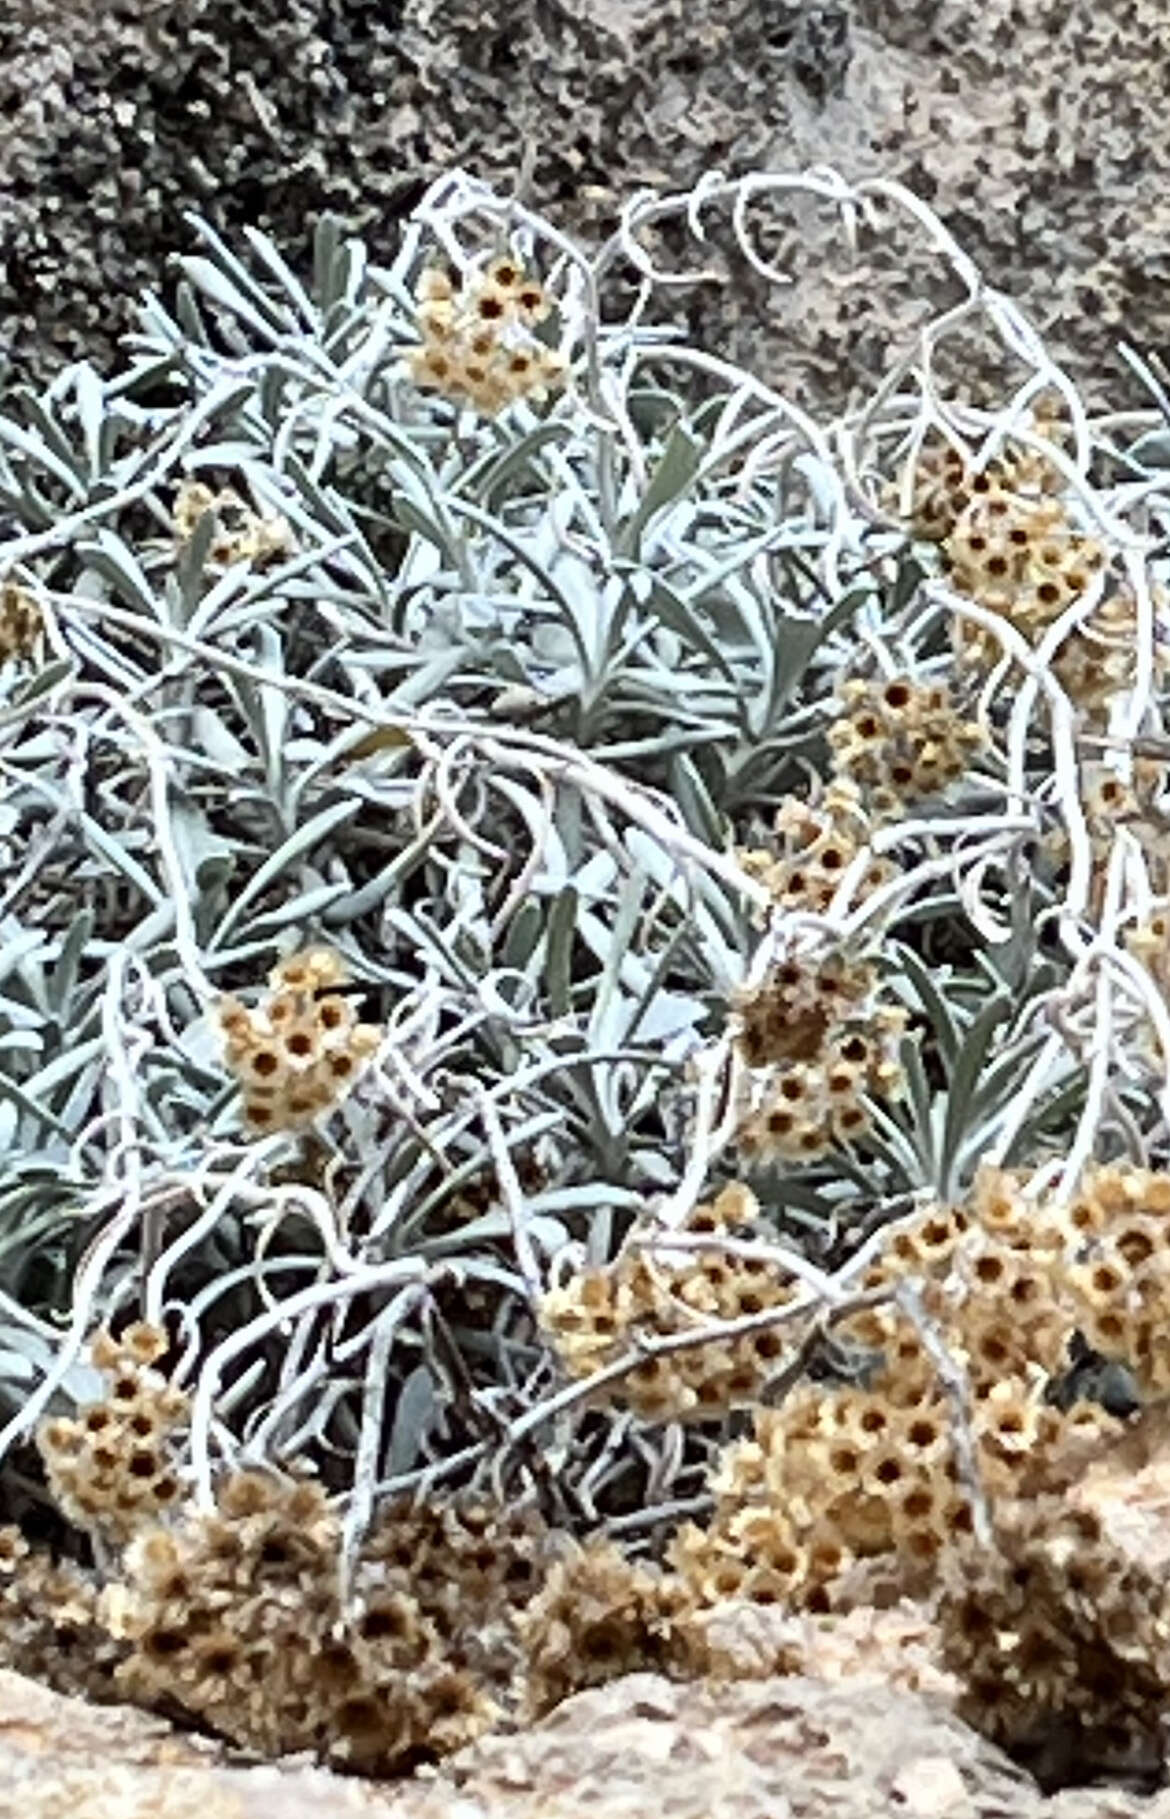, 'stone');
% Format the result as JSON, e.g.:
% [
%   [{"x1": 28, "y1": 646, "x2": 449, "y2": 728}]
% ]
[
  {"x1": 6, "y1": 1662, "x2": 1170, "y2": 1819},
  {"x1": 0, "y1": 1667, "x2": 383, "y2": 1819},
  {"x1": 3, "y1": 0, "x2": 1170, "y2": 407}
]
